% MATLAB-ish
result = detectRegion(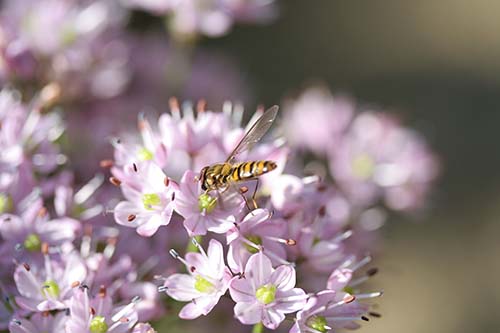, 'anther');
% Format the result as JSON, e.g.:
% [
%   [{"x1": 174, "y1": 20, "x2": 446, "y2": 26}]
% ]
[
  {"x1": 164, "y1": 177, "x2": 170, "y2": 187},
  {"x1": 12, "y1": 319, "x2": 21, "y2": 326},
  {"x1": 366, "y1": 268, "x2": 379, "y2": 277},
  {"x1": 196, "y1": 99, "x2": 206, "y2": 113},
  {"x1": 239, "y1": 186, "x2": 248, "y2": 194},
  {"x1": 369, "y1": 312, "x2": 382, "y2": 318},
  {"x1": 100, "y1": 159, "x2": 113, "y2": 168},
  {"x1": 133, "y1": 163, "x2": 138, "y2": 172},
  {"x1": 109, "y1": 177, "x2": 121, "y2": 186},
  {"x1": 343, "y1": 294, "x2": 356, "y2": 304},
  {"x1": 41, "y1": 242, "x2": 49, "y2": 255},
  {"x1": 90, "y1": 307, "x2": 96, "y2": 315},
  {"x1": 169, "y1": 97, "x2": 180, "y2": 112},
  {"x1": 23, "y1": 263, "x2": 30, "y2": 271},
  {"x1": 286, "y1": 239, "x2": 296, "y2": 246},
  {"x1": 158, "y1": 286, "x2": 168, "y2": 293},
  {"x1": 42, "y1": 311, "x2": 50, "y2": 317},
  {"x1": 169, "y1": 249, "x2": 180, "y2": 259},
  {"x1": 132, "y1": 296, "x2": 141, "y2": 303},
  {"x1": 361, "y1": 316, "x2": 369, "y2": 322},
  {"x1": 99, "y1": 285, "x2": 107, "y2": 298},
  {"x1": 127, "y1": 214, "x2": 136, "y2": 222},
  {"x1": 190, "y1": 266, "x2": 196, "y2": 273},
  {"x1": 71, "y1": 281, "x2": 80, "y2": 288},
  {"x1": 119, "y1": 317, "x2": 129, "y2": 323},
  {"x1": 171, "y1": 192, "x2": 175, "y2": 201},
  {"x1": 38, "y1": 206, "x2": 47, "y2": 217}
]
